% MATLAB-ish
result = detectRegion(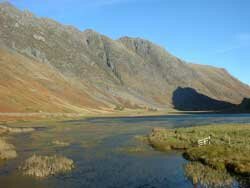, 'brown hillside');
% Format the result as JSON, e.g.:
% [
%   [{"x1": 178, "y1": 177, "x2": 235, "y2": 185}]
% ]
[{"x1": 0, "y1": 2, "x2": 249, "y2": 113}]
